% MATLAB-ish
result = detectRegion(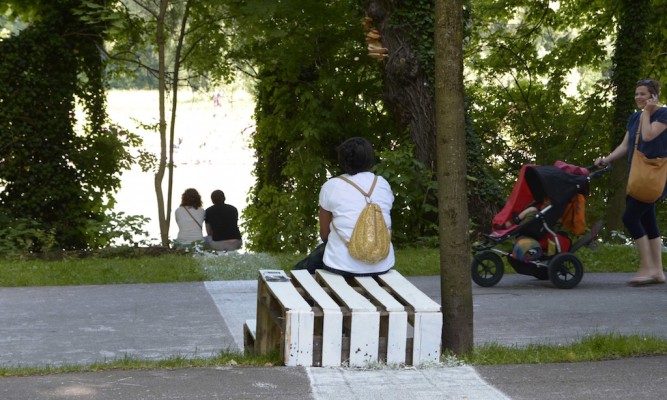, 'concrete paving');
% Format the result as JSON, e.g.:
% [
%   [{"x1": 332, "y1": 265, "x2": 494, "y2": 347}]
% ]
[{"x1": 0, "y1": 272, "x2": 666, "y2": 399}]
